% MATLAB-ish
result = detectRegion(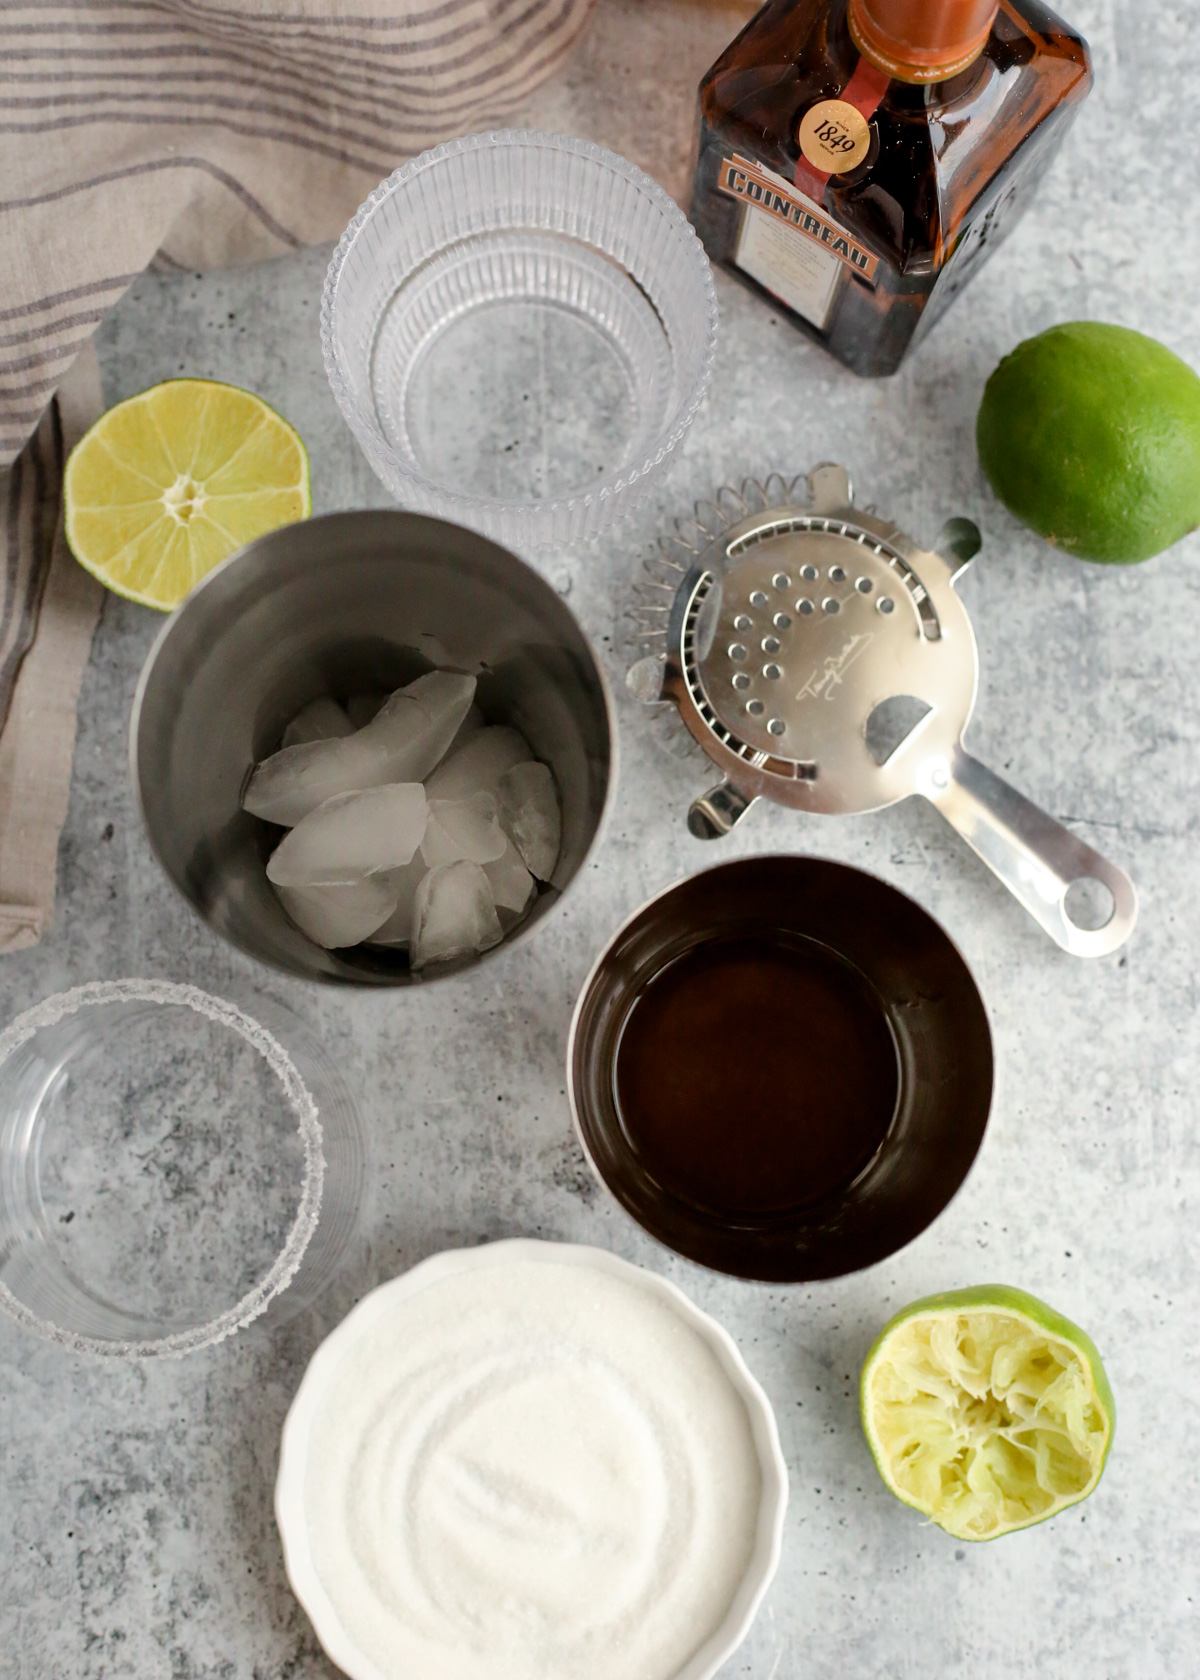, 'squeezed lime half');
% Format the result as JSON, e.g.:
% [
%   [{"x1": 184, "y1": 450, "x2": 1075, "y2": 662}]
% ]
[{"x1": 860, "y1": 1285, "x2": 1114, "y2": 1541}]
